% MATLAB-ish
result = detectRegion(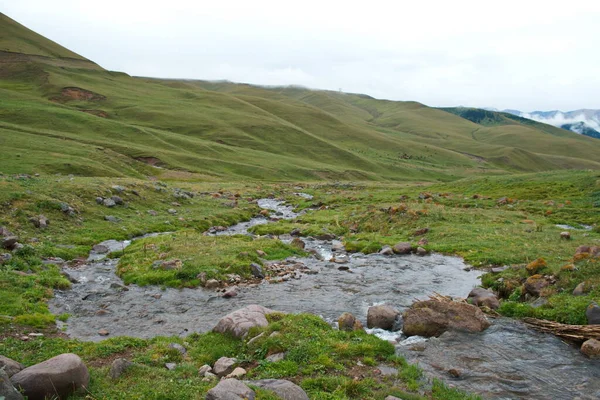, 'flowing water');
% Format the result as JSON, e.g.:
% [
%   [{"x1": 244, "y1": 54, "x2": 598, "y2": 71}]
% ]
[{"x1": 49, "y1": 198, "x2": 600, "y2": 399}]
